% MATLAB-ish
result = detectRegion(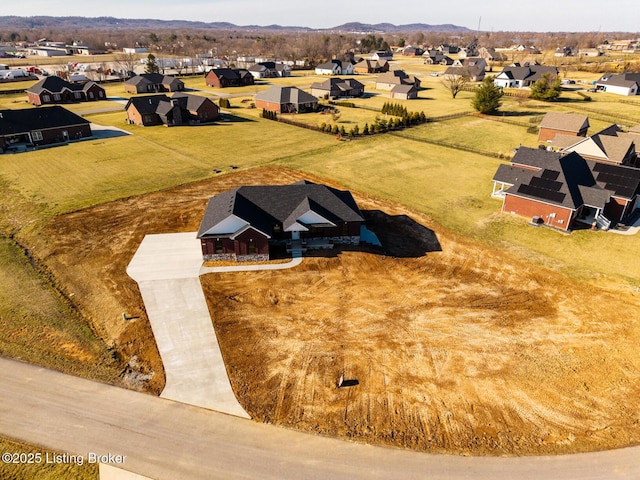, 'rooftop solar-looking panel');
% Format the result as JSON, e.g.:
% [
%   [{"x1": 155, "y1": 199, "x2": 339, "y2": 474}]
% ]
[
  {"x1": 541, "y1": 169, "x2": 561, "y2": 180},
  {"x1": 529, "y1": 176, "x2": 563, "y2": 191},
  {"x1": 517, "y1": 184, "x2": 566, "y2": 204}
]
